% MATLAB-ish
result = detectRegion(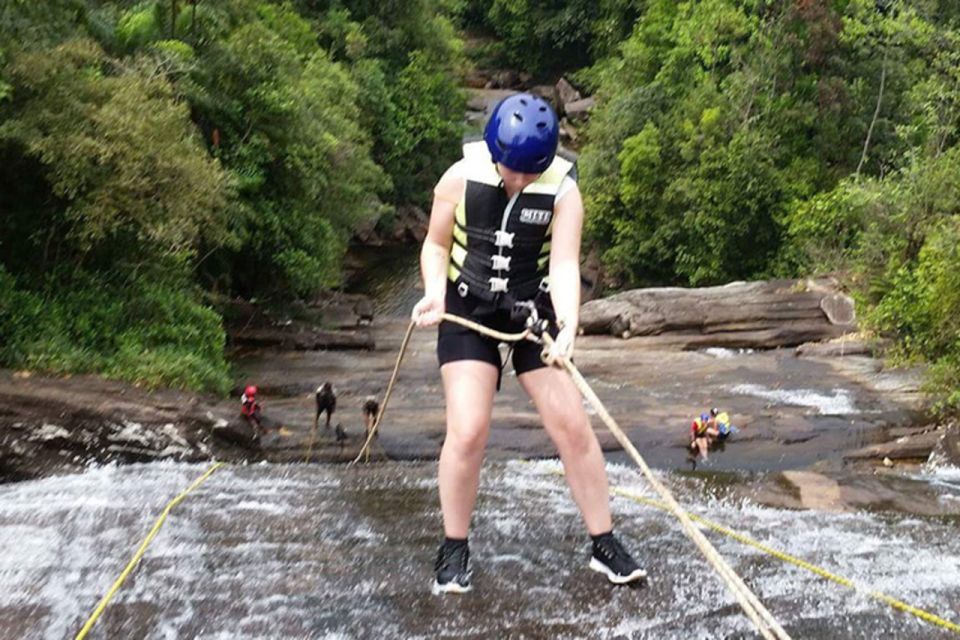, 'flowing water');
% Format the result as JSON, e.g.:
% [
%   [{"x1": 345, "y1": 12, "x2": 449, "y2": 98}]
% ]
[{"x1": 2, "y1": 461, "x2": 959, "y2": 639}]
